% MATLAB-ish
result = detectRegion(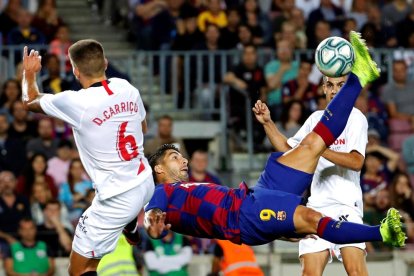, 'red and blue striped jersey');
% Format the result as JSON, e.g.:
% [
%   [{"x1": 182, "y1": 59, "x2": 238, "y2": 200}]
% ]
[{"x1": 145, "y1": 182, "x2": 248, "y2": 244}]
